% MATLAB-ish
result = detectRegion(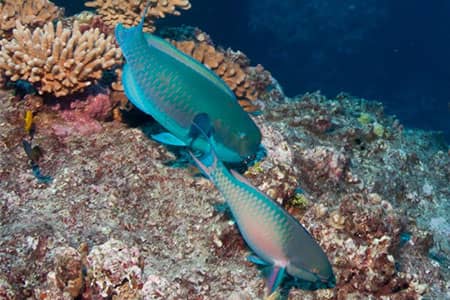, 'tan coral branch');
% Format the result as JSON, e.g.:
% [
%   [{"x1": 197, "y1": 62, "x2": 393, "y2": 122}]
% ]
[
  {"x1": 0, "y1": 20, "x2": 122, "y2": 97},
  {"x1": 0, "y1": 0, "x2": 62, "y2": 38},
  {"x1": 84, "y1": 0, "x2": 191, "y2": 32}
]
